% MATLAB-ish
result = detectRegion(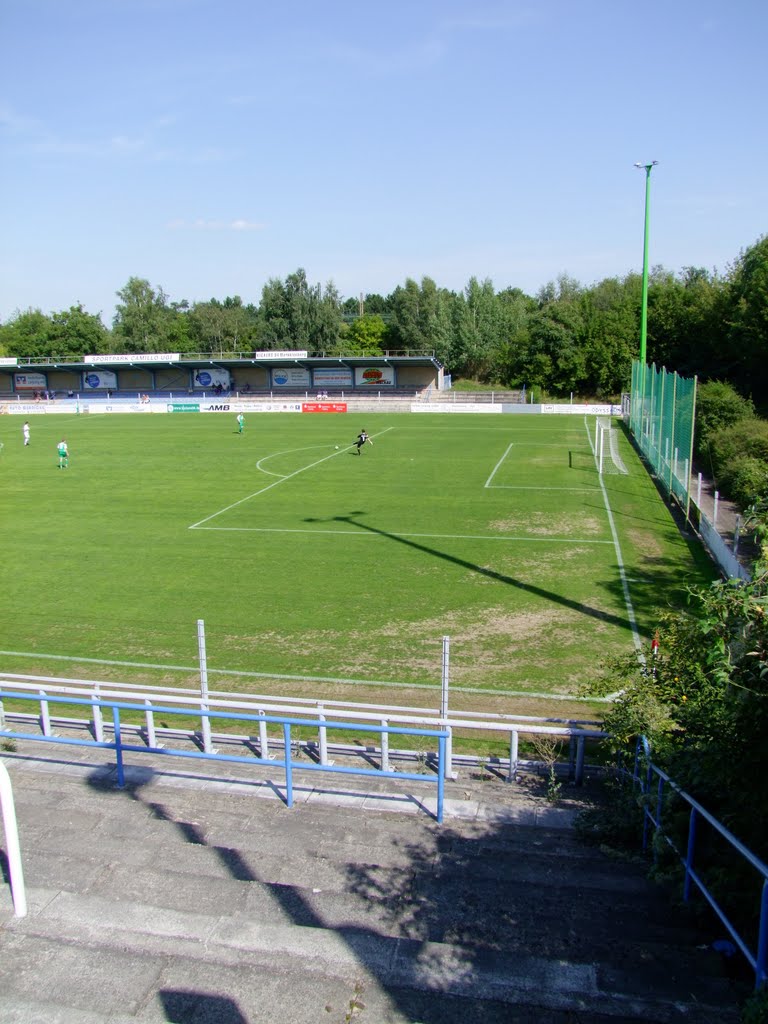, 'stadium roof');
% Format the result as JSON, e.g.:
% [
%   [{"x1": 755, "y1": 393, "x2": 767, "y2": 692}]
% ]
[{"x1": 8, "y1": 351, "x2": 443, "y2": 371}]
